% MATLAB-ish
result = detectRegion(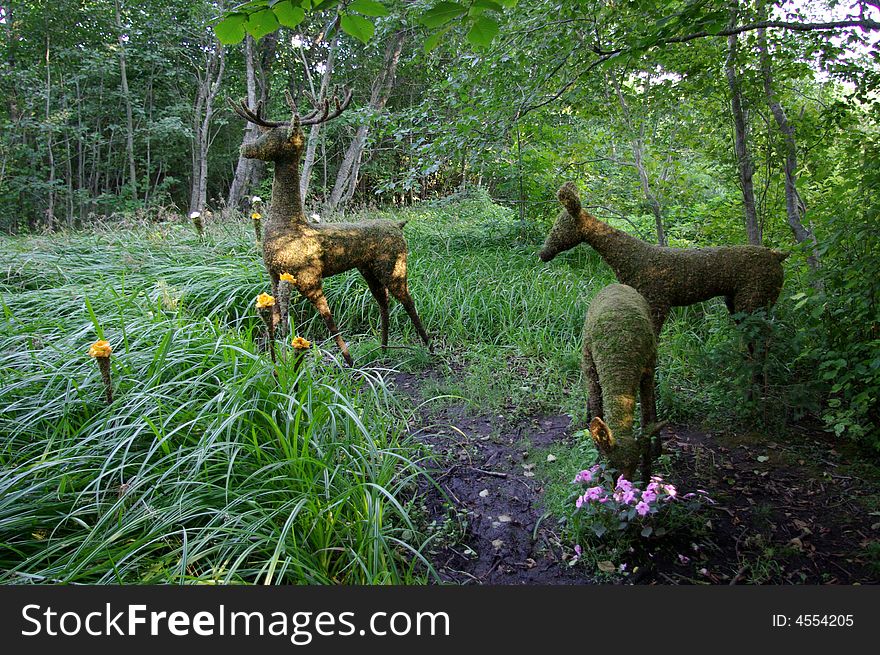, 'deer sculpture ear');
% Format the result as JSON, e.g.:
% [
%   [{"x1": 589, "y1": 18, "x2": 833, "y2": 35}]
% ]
[{"x1": 589, "y1": 417, "x2": 614, "y2": 455}]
